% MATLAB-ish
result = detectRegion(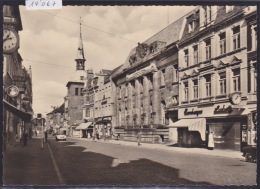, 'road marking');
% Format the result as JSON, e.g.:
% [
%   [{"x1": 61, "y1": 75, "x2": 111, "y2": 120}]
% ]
[{"x1": 47, "y1": 143, "x2": 66, "y2": 185}]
